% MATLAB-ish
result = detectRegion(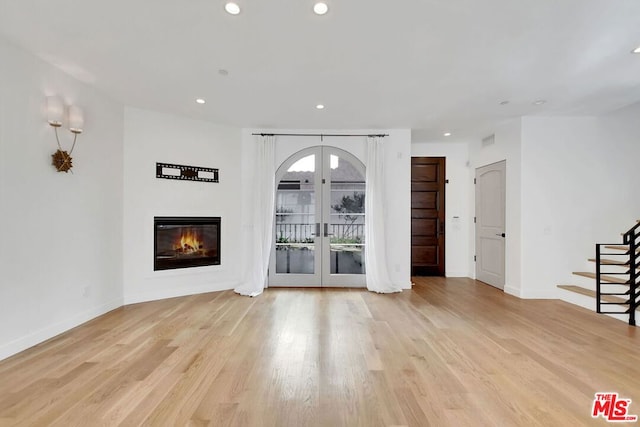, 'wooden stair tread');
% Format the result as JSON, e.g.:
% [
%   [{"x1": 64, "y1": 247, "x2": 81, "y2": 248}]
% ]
[
  {"x1": 588, "y1": 258, "x2": 628, "y2": 265},
  {"x1": 572, "y1": 271, "x2": 629, "y2": 284},
  {"x1": 604, "y1": 245, "x2": 640, "y2": 253},
  {"x1": 587, "y1": 258, "x2": 639, "y2": 271},
  {"x1": 557, "y1": 285, "x2": 628, "y2": 304}
]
